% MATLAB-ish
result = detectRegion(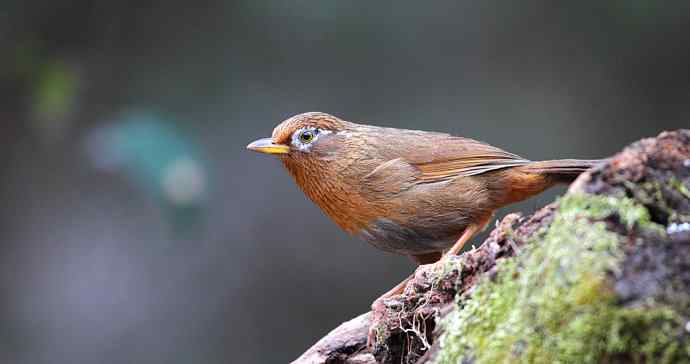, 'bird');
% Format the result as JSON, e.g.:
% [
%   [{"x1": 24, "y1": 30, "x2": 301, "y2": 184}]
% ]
[{"x1": 247, "y1": 112, "x2": 600, "y2": 311}]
